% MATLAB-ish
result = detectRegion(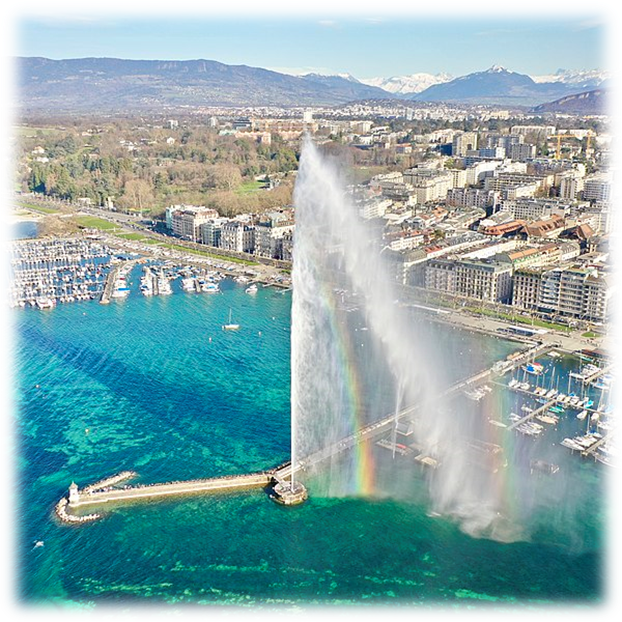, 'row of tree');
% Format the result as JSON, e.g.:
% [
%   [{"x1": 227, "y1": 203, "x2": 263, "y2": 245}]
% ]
[{"x1": 17, "y1": 121, "x2": 300, "y2": 216}]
